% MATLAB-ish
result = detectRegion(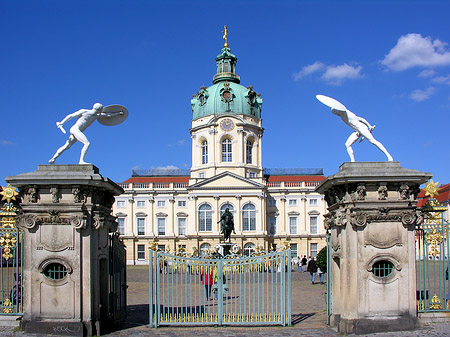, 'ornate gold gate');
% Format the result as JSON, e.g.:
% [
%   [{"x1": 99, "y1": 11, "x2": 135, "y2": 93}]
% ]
[{"x1": 0, "y1": 184, "x2": 23, "y2": 315}]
